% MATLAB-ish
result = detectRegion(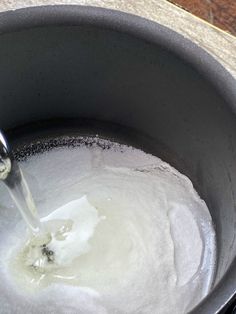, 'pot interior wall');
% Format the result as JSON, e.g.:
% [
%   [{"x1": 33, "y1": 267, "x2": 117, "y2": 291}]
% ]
[{"x1": 0, "y1": 25, "x2": 236, "y2": 288}]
